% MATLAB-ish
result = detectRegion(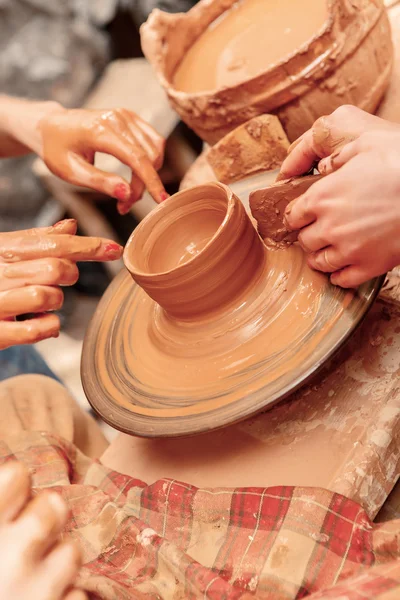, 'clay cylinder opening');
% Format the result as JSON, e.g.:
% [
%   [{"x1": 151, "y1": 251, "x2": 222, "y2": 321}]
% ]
[{"x1": 124, "y1": 183, "x2": 266, "y2": 319}]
